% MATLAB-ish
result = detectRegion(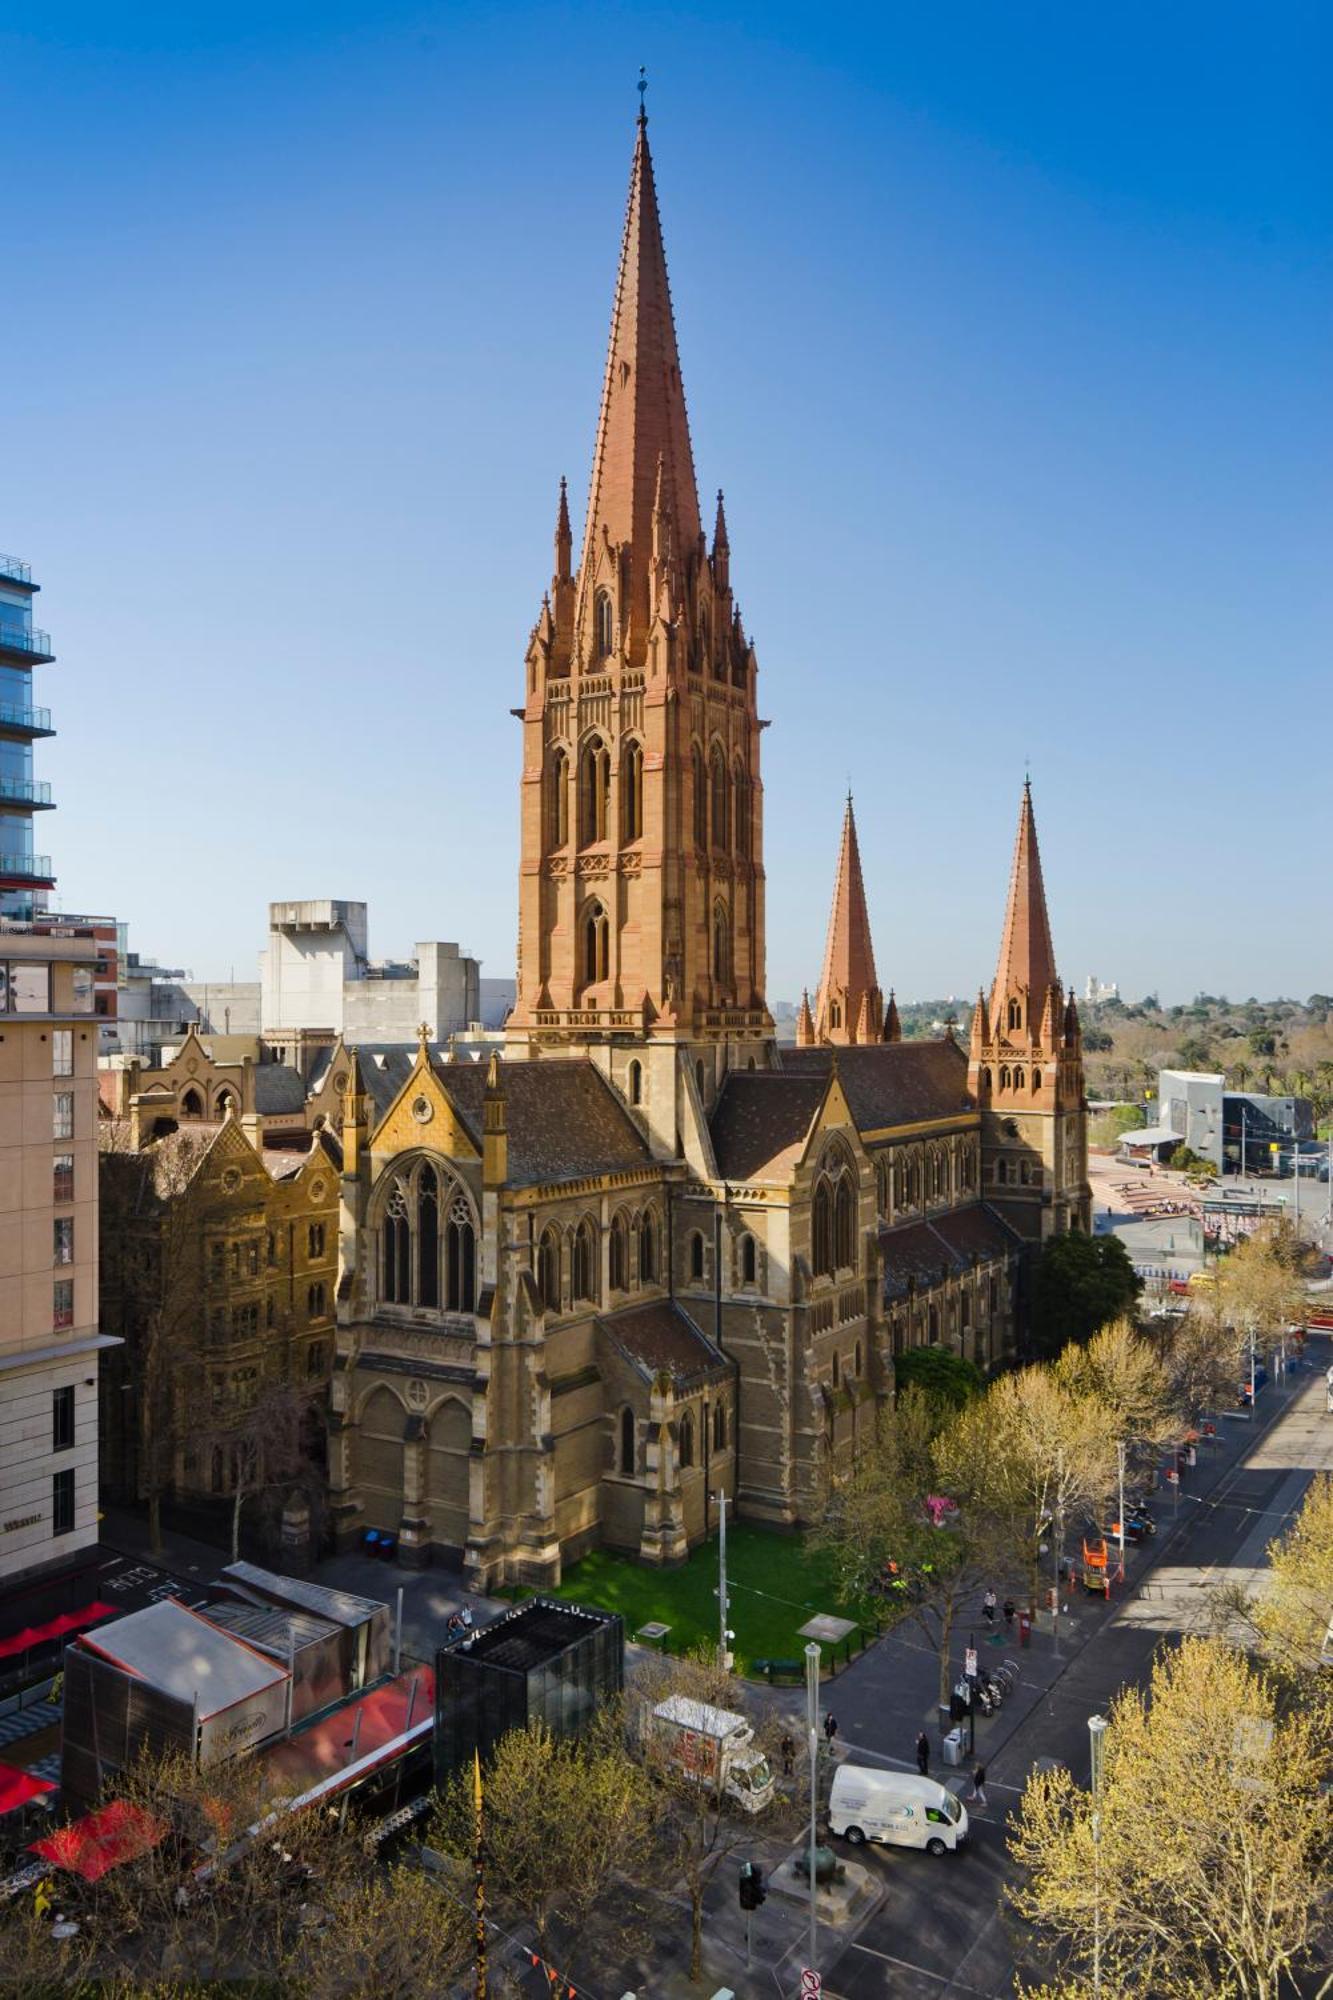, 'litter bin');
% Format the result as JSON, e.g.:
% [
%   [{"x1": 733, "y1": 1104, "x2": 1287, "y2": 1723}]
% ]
[{"x1": 942, "y1": 1729, "x2": 964, "y2": 1768}]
